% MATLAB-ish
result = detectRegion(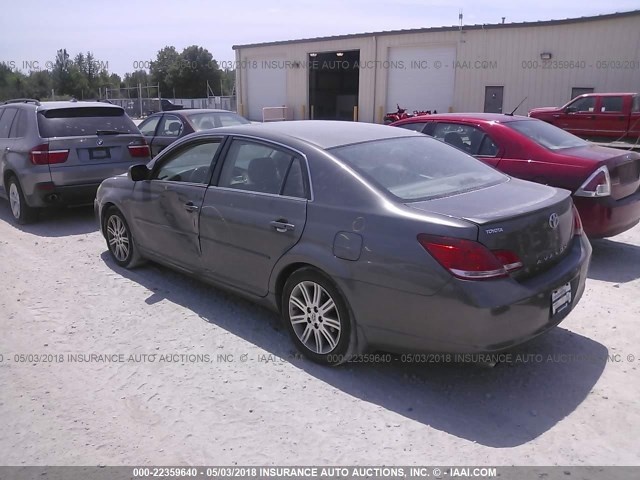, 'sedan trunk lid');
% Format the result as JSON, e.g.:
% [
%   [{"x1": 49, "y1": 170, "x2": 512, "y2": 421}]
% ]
[{"x1": 407, "y1": 178, "x2": 575, "y2": 279}]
